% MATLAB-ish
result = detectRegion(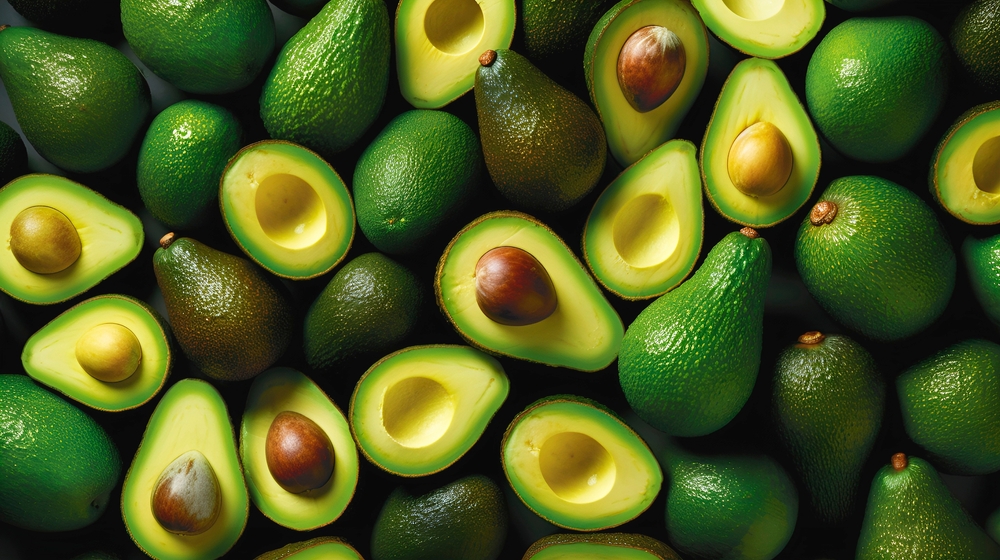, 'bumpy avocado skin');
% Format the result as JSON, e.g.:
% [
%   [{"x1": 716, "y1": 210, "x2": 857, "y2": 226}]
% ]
[
  {"x1": 966, "y1": 234, "x2": 1000, "y2": 325},
  {"x1": 952, "y1": 0, "x2": 1000, "y2": 94},
  {"x1": 0, "y1": 120, "x2": 27, "y2": 186},
  {"x1": 522, "y1": 0, "x2": 616, "y2": 58}
]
